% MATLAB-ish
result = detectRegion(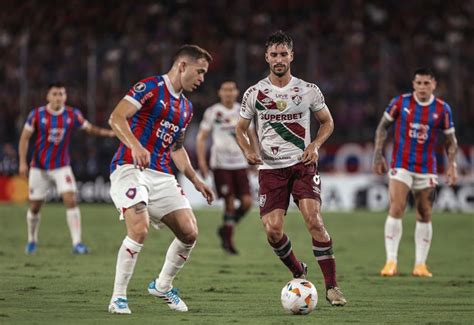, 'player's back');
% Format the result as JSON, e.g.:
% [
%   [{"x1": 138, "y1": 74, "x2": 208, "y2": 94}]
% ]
[
  {"x1": 384, "y1": 93, "x2": 455, "y2": 174},
  {"x1": 110, "y1": 75, "x2": 193, "y2": 174},
  {"x1": 25, "y1": 106, "x2": 87, "y2": 170}
]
